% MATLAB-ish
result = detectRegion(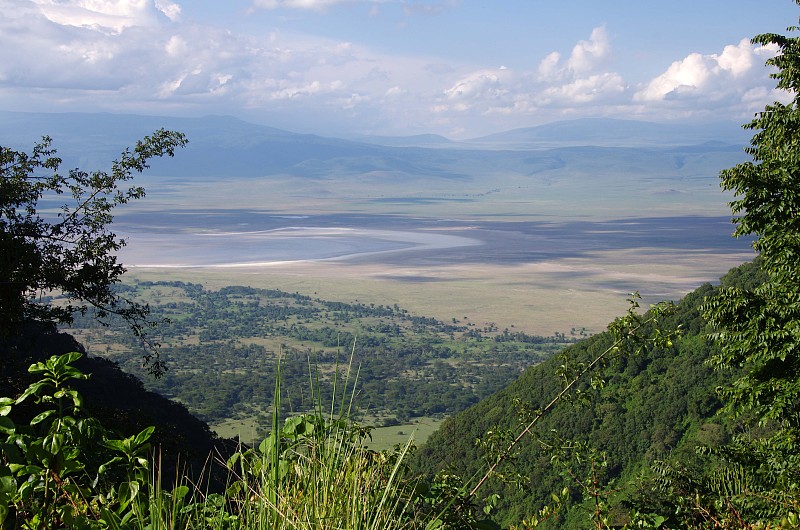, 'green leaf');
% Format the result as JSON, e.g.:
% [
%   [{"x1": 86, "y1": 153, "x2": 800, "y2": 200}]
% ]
[
  {"x1": 16, "y1": 381, "x2": 48, "y2": 404},
  {"x1": 259, "y1": 433, "x2": 277, "y2": 456},
  {"x1": 226, "y1": 452, "x2": 241, "y2": 468},
  {"x1": 61, "y1": 351, "x2": 83, "y2": 366},
  {"x1": 133, "y1": 426, "x2": 155, "y2": 448},
  {"x1": 99, "y1": 506, "x2": 124, "y2": 530},
  {"x1": 70, "y1": 389, "x2": 84, "y2": 409},
  {"x1": 30, "y1": 409, "x2": 56, "y2": 426},
  {"x1": 118, "y1": 481, "x2": 140, "y2": 511},
  {"x1": 0, "y1": 397, "x2": 13, "y2": 416},
  {"x1": 43, "y1": 433, "x2": 65, "y2": 455},
  {"x1": 172, "y1": 485, "x2": 189, "y2": 500},
  {"x1": 0, "y1": 417, "x2": 14, "y2": 434},
  {"x1": 425, "y1": 518, "x2": 444, "y2": 530},
  {"x1": 100, "y1": 439, "x2": 126, "y2": 452},
  {"x1": 0, "y1": 476, "x2": 15, "y2": 495},
  {"x1": 11, "y1": 464, "x2": 43, "y2": 477}
]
